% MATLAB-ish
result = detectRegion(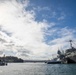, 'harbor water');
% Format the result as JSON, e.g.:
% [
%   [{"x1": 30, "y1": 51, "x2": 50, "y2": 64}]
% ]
[{"x1": 0, "y1": 63, "x2": 76, "y2": 75}]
